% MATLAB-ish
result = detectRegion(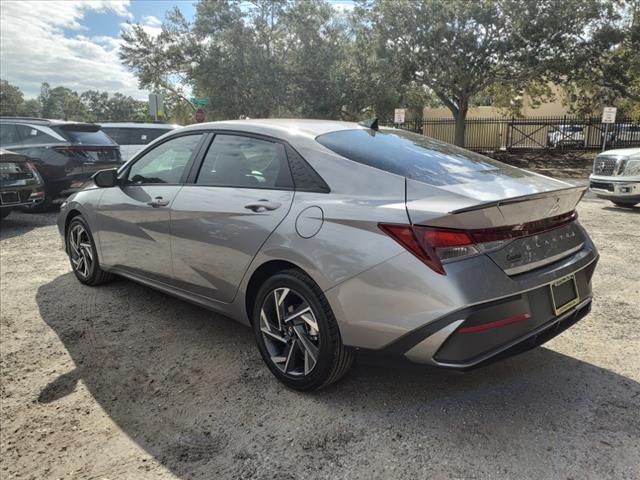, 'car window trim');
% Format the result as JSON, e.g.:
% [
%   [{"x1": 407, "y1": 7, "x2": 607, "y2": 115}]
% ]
[
  {"x1": 119, "y1": 130, "x2": 210, "y2": 186},
  {"x1": 184, "y1": 131, "x2": 294, "y2": 191}
]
